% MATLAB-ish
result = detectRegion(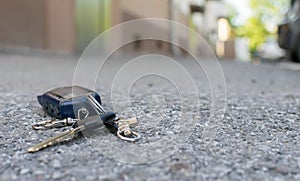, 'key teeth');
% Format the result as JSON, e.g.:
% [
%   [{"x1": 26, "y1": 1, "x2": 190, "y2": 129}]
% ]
[
  {"x1": 27, "y1": 147, "x2": 36, "y2": 153},
  {"x1": 28, "y1": 115, "x2": 141, "y2": 153},
  {"x1": 27, "y1": 126, "x2": 83, "y2": 153},
  {"x1": 32, "y1": 119, "x2": 52, "y2": 130},
  {"x1": 31, "y1": 118, "x2": 78, "y2": 130}
]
